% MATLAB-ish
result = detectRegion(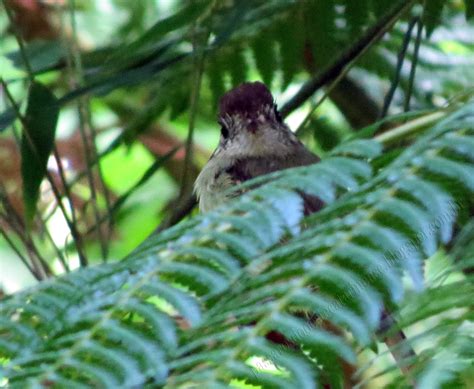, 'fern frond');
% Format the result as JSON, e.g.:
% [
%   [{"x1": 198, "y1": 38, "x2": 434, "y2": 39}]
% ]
[{"x1": 1, "y1": 102, "x2": 473, "y2": 387}]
